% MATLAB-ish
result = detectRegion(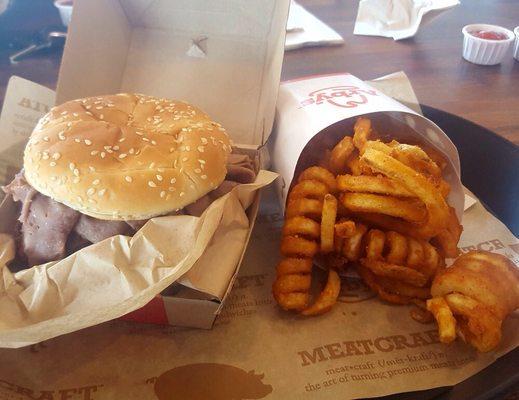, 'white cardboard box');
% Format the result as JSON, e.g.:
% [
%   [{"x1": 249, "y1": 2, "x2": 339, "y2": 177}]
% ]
[{"x1": 0, "y1": 0, "x2": 290, "y2": 330}]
